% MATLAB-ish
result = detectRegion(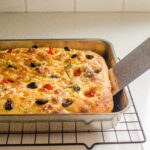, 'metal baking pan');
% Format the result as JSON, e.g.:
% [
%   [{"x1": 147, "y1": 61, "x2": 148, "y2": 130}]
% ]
[{"x1": 0, "y1": 39, "x2": 130, "y2": 131}]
